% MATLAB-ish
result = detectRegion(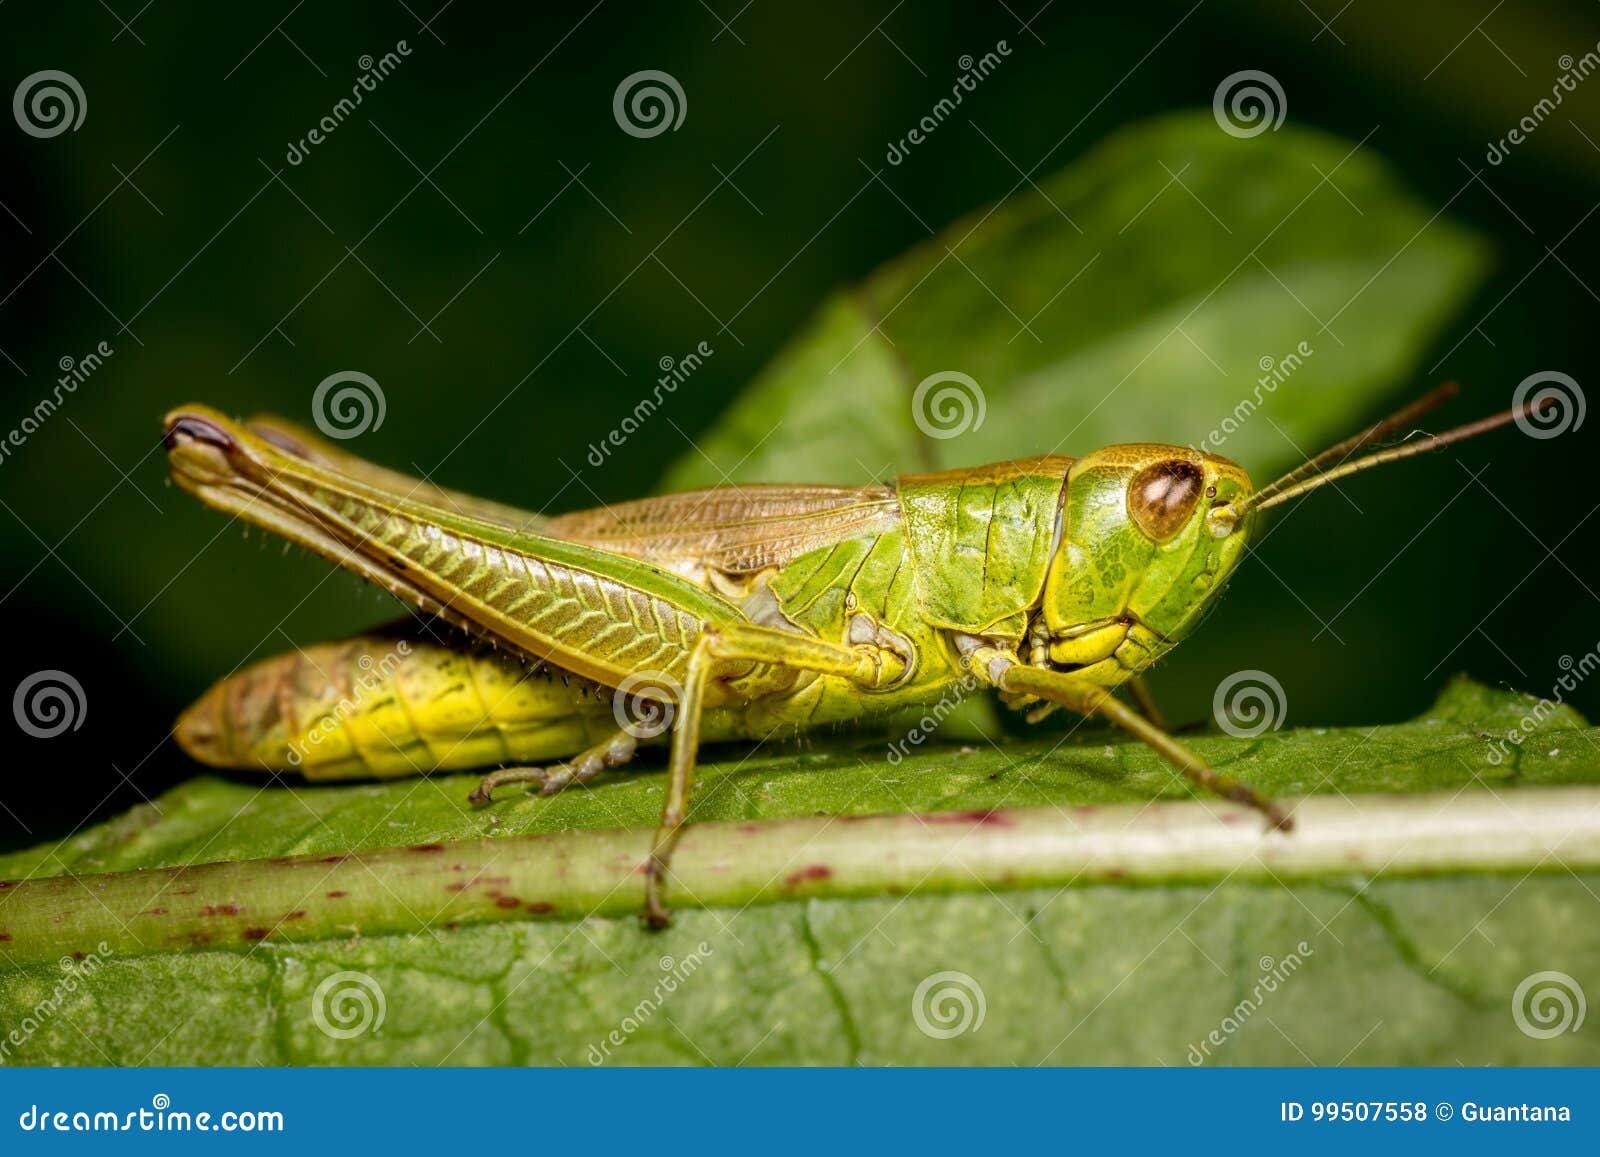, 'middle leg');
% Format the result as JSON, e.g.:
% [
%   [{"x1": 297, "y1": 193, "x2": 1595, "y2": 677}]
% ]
[{"x1": 467, "y1": 728, "x2": 641, "y2": 804}]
